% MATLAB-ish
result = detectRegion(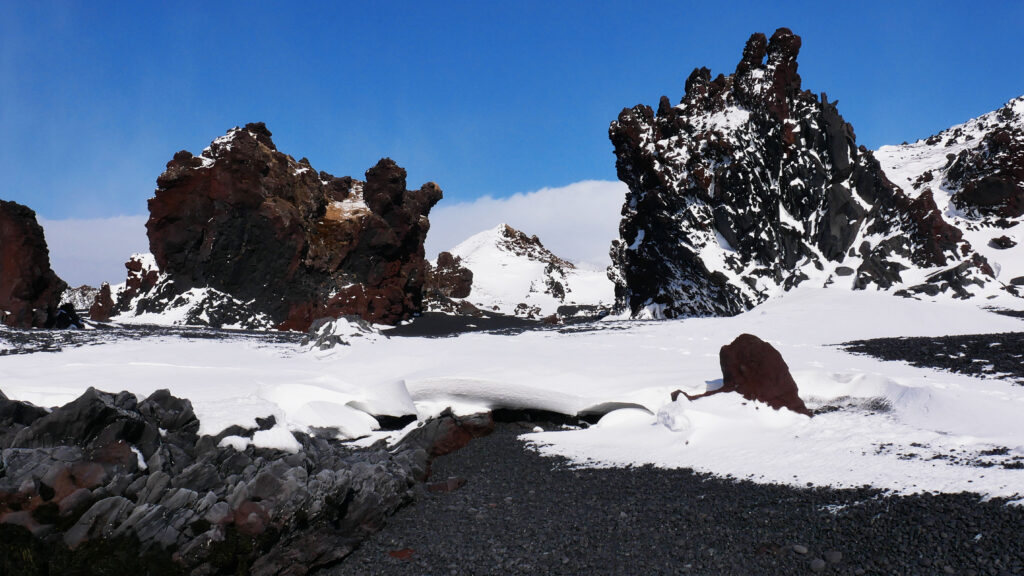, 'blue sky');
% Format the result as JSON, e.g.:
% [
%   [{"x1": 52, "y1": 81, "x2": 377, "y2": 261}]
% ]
[{"x1": 2, "y1": 0, "x2": 1023, "y2": 221}]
